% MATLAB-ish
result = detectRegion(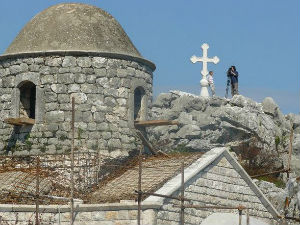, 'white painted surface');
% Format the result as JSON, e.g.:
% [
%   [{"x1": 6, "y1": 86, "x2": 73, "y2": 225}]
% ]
[
  {"x1": 200, "y1": 213, "x2": 270, "y2": 225},
  {"x1": 190, "y1": 43, "x2": 219, "y2": 97}
]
